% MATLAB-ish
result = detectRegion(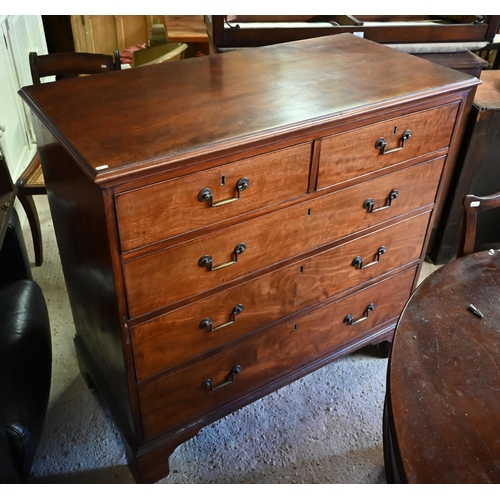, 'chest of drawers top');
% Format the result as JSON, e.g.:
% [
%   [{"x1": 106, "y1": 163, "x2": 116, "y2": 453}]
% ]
[{"x1": 20, "y1": 33, "x2": 476, "y2": 186}]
